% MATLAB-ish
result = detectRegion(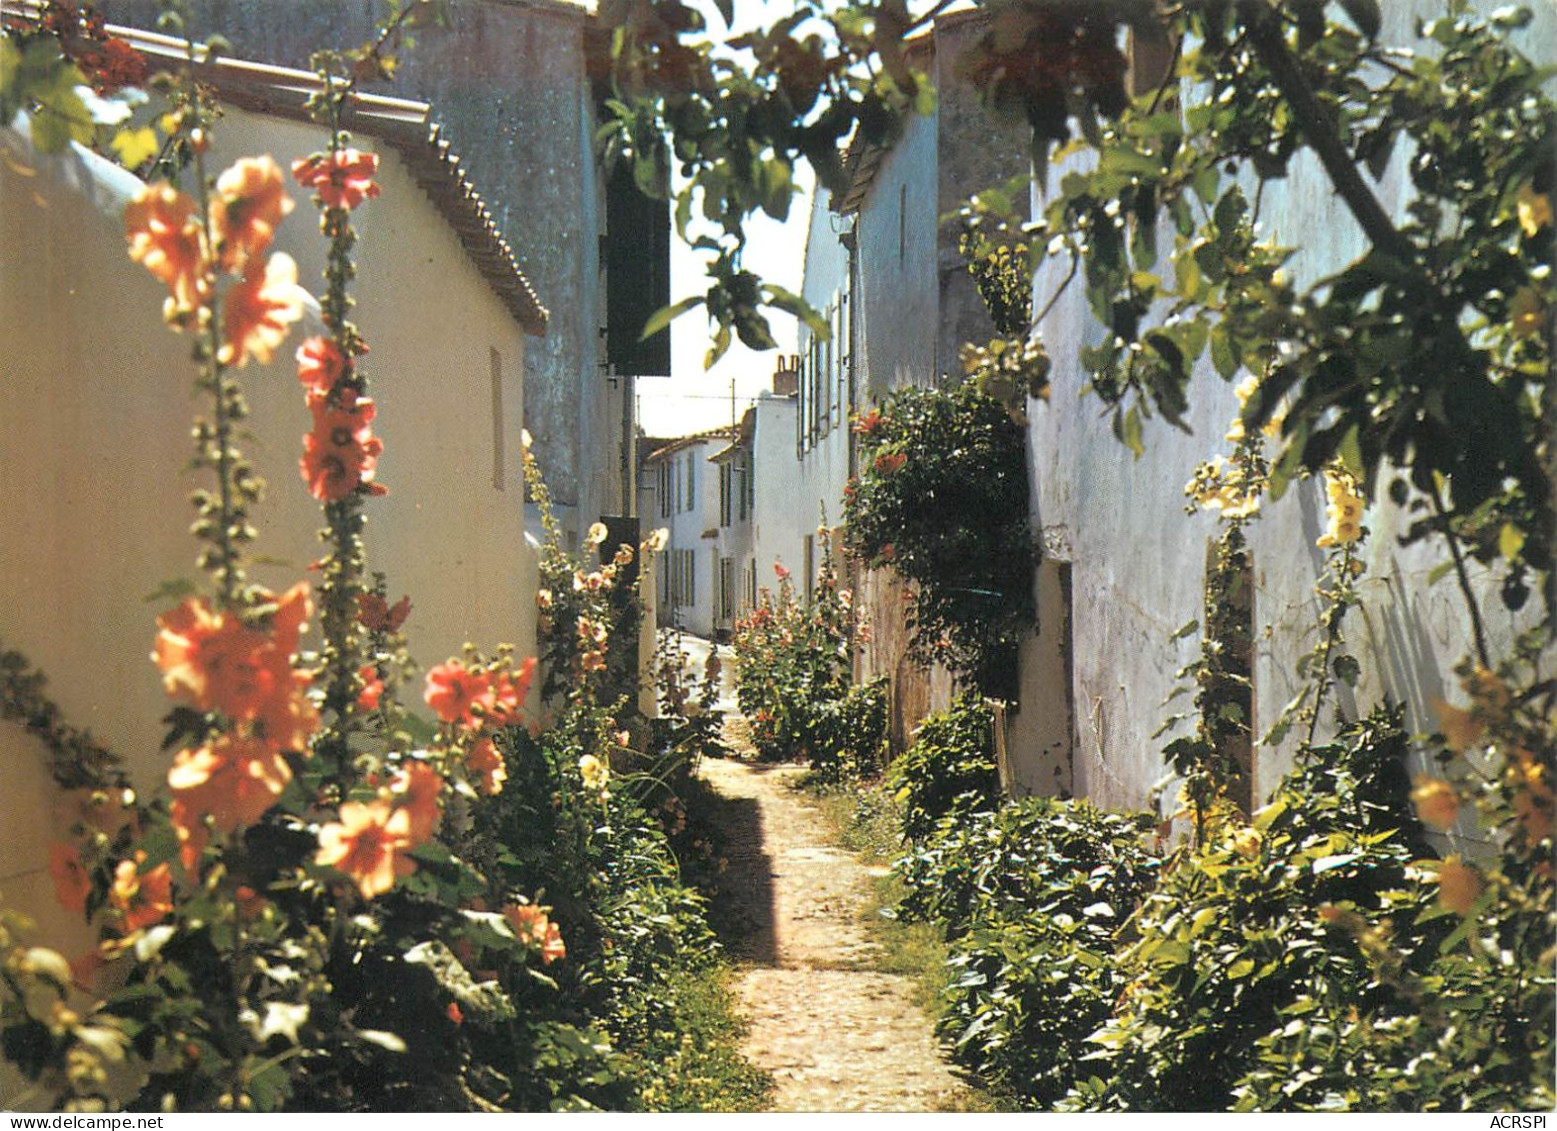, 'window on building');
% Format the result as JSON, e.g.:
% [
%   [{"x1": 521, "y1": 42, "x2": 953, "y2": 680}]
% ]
[
  {"x1": 490, "y1": 348, "x2": 506, "y2": 491},
  {"x1": 684, "y1": 451, "x2": 697, "y2": 512},
  {"x1": 736, "y1": 453, "x2": 750, "y2": 521},
  {"x1": 719, "y1": 555, "x2": 734, "y2": 623},
  {"x1": 657, "y1": 460, "x2": 672, "y2": 518},
  {"x1": 719, "y1": 461, "x2": 733, "y2": 527}
]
